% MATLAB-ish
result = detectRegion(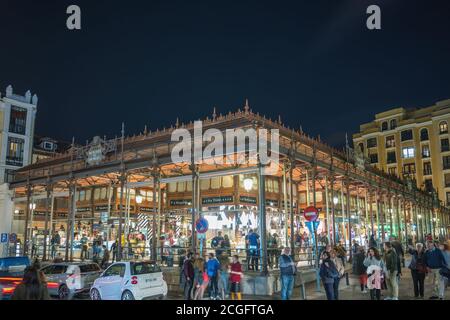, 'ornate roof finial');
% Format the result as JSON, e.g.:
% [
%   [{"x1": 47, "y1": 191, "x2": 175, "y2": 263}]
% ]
[
  {"x1": 144, "y1": 125, "x2": 148, "y2": 135},
  {"x1": 278, "y1": 115, "x2": 282, "y2": 124},
  {"x1": 299, "y1": 125, "x2": 303, "y2": 133},
  {"x1": 212, "y1": 107, "x2": 217, "y2": 120},
  {"x1": 176, "y1": 118, "x2": 180, "y2": 128},
  {"x1": 244, "y1": 99, "x2": 250, "y2": 113}
]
